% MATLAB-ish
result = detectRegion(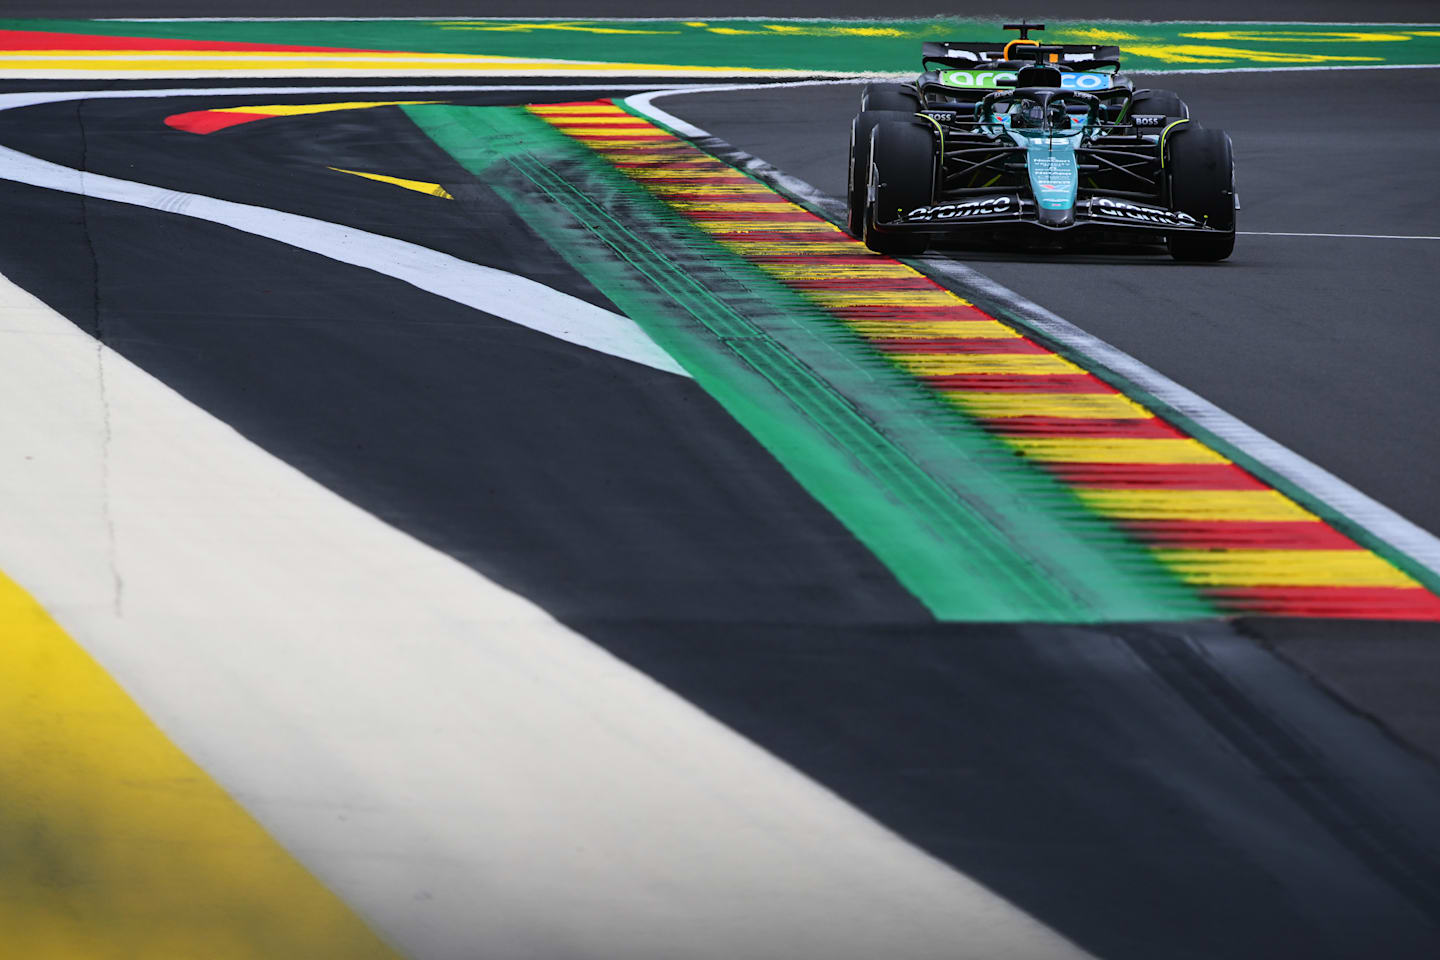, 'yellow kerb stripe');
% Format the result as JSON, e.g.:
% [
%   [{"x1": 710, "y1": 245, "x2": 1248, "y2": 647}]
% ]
[
  {"x1": 529, "y1": 105, "x2": 630, "y2": 114},
  {"x1": 944, "y1": 391, "x2": 1149, "y2": 417},
  {"x1": 1075, "y1": 488, "x2": 1317, "y2": 522},
  {"x1": 692, "y1": 220, "x2": 838, "y2": 233},
  {"x1": 0, "y1": 570, "x2": 398, "y2": 959},
  {"x1": 575, "y1": 138, "x2": 682, "y2": 148},
  {"x1": 622, "y1": 168, "x2": 753, "y2": 178},
  {"x1": 890, "y1": 353, "x2": 1082, "y2": 375},
  {"x1": 757, "y1": 262, "x2": 922, "y2": 280},
  {"x1": 805, "y1": 289, "x2": 969, "y2": 308},
  {"x1": 552, "y1": 129, "x2": 671, "y2": 138},
  {"x1": 1006, "y1": 437, "x2": 1229, "y2": 463},
  {"x1": 718, "y1": 241, "x2": 870, "y2": 255},
  {"x1": 849, "y1": 320, "x2": 1021, "y2": 338},
  {"x1": 534, "y1": 115, "x2": 651, "y2": 125},
  {"x1": 644, "y1": 182, "x2": 775, "y2": 195},
  {"x1": 665, "y1": 200, "x2": 799, "y2": 212},
  {"x1": 1155, "y1": 550, "x2": 1418, "y2": 588}
]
